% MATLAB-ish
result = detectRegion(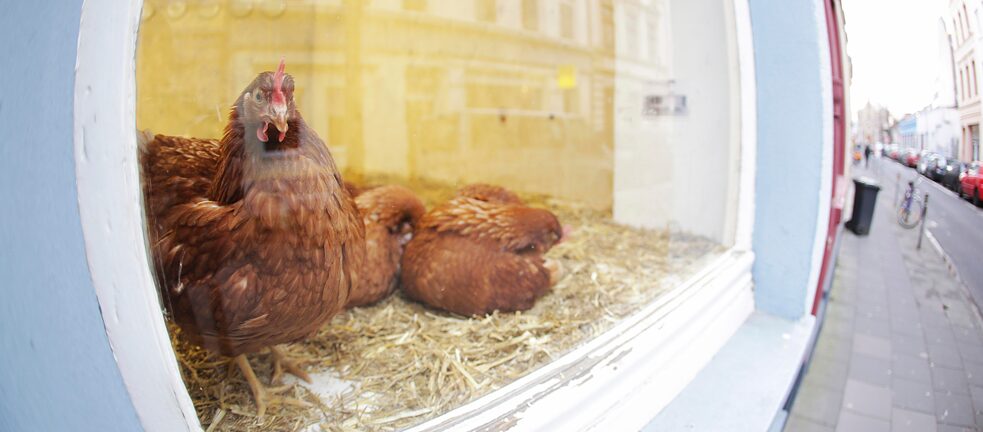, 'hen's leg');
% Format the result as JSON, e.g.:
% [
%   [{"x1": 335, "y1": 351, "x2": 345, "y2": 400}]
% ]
[
  {"x1": 270, "y1": 346, "x2": 312, "y2": 385},
  {"x1": 234, "y1": 355, "x2": 267, "y2": 417}
]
